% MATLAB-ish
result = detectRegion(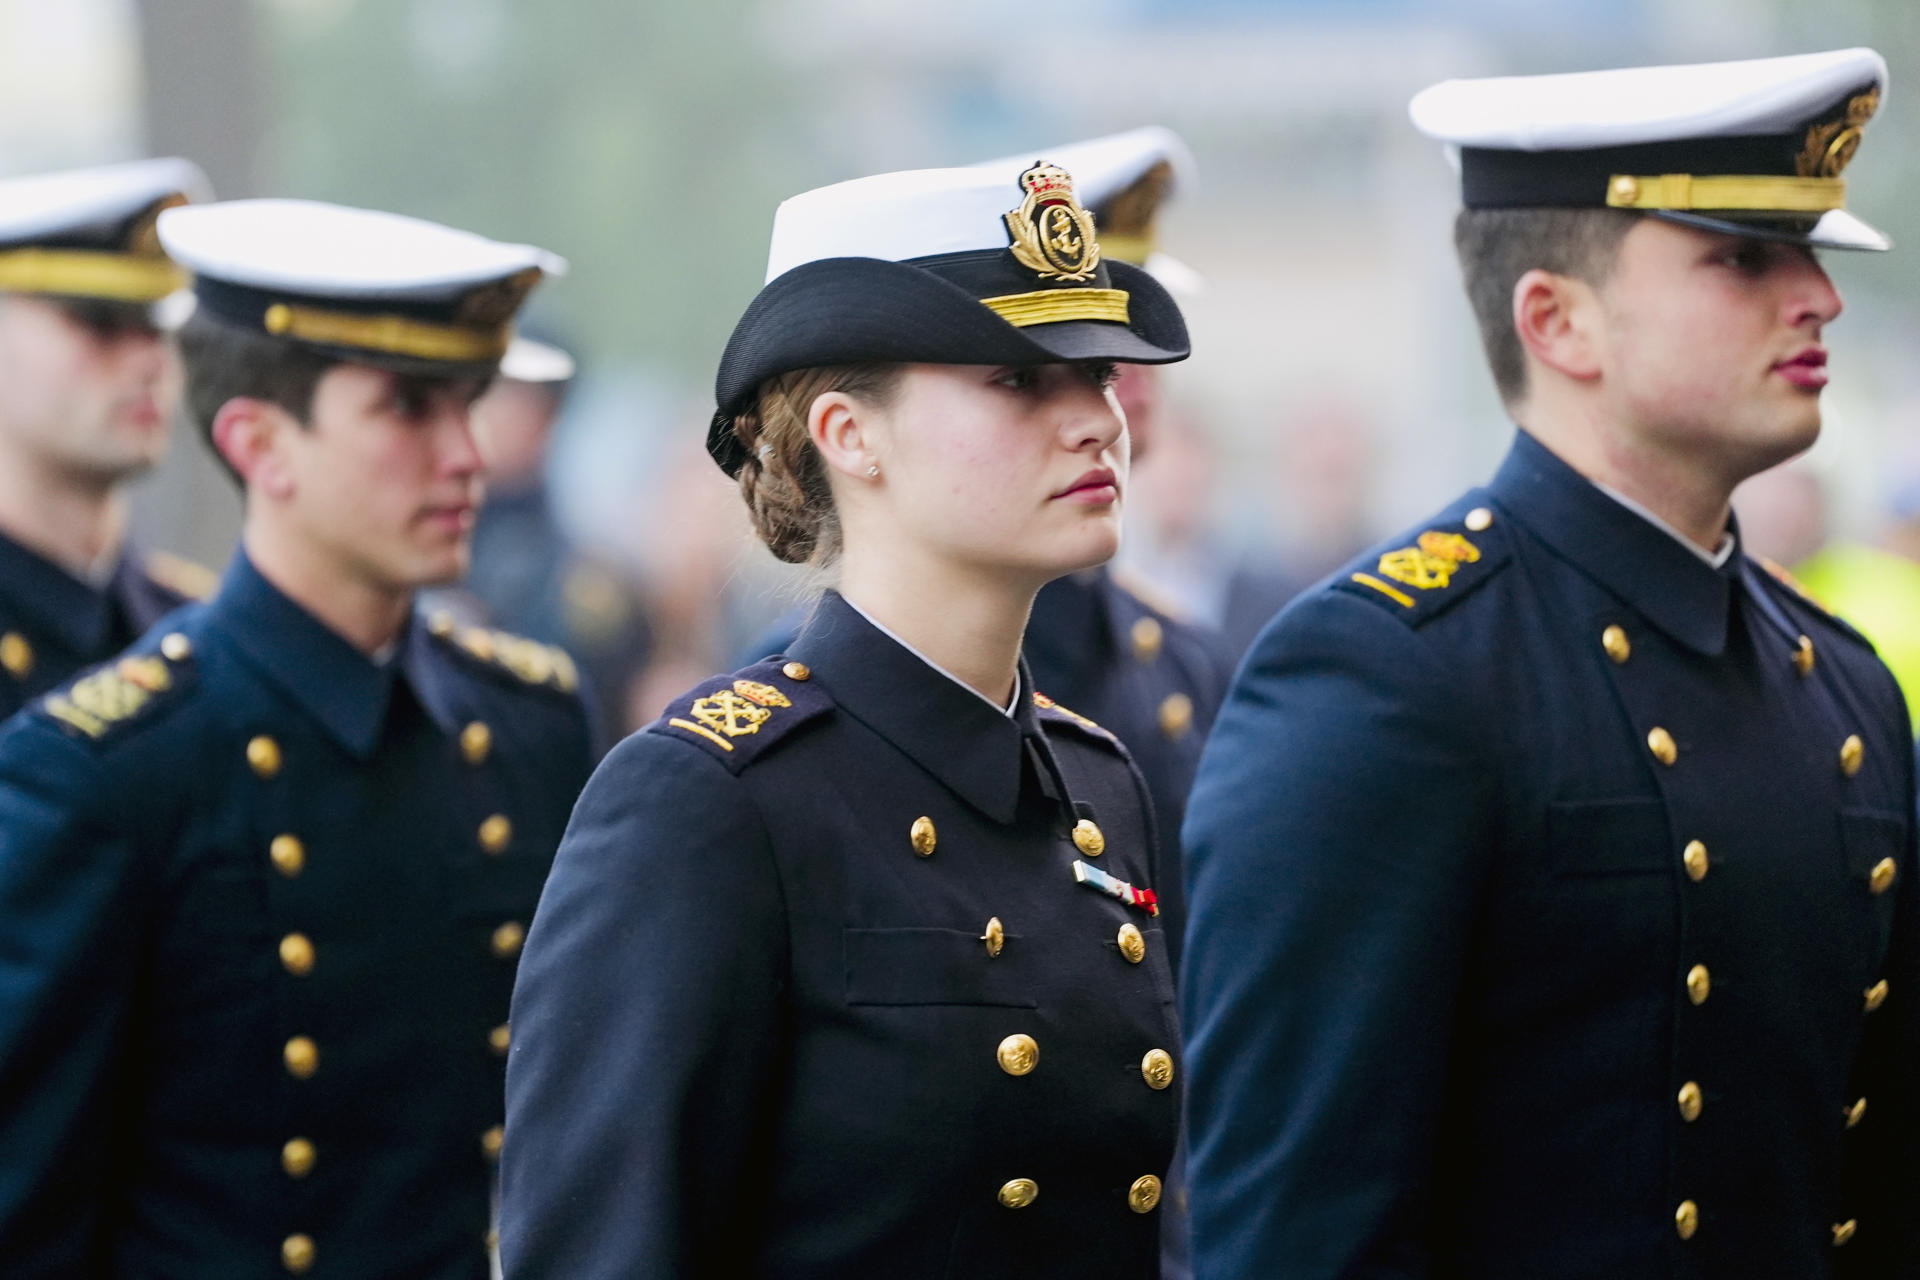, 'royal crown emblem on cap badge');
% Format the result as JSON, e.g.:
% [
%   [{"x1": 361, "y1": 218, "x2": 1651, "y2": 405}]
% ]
[
  {"x1": 1005, "y1": 162, "x2": 1101, "y2": 283},
  {"x1": 1798, "y1": 88, "x2": 1880, "y2": 180}
]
